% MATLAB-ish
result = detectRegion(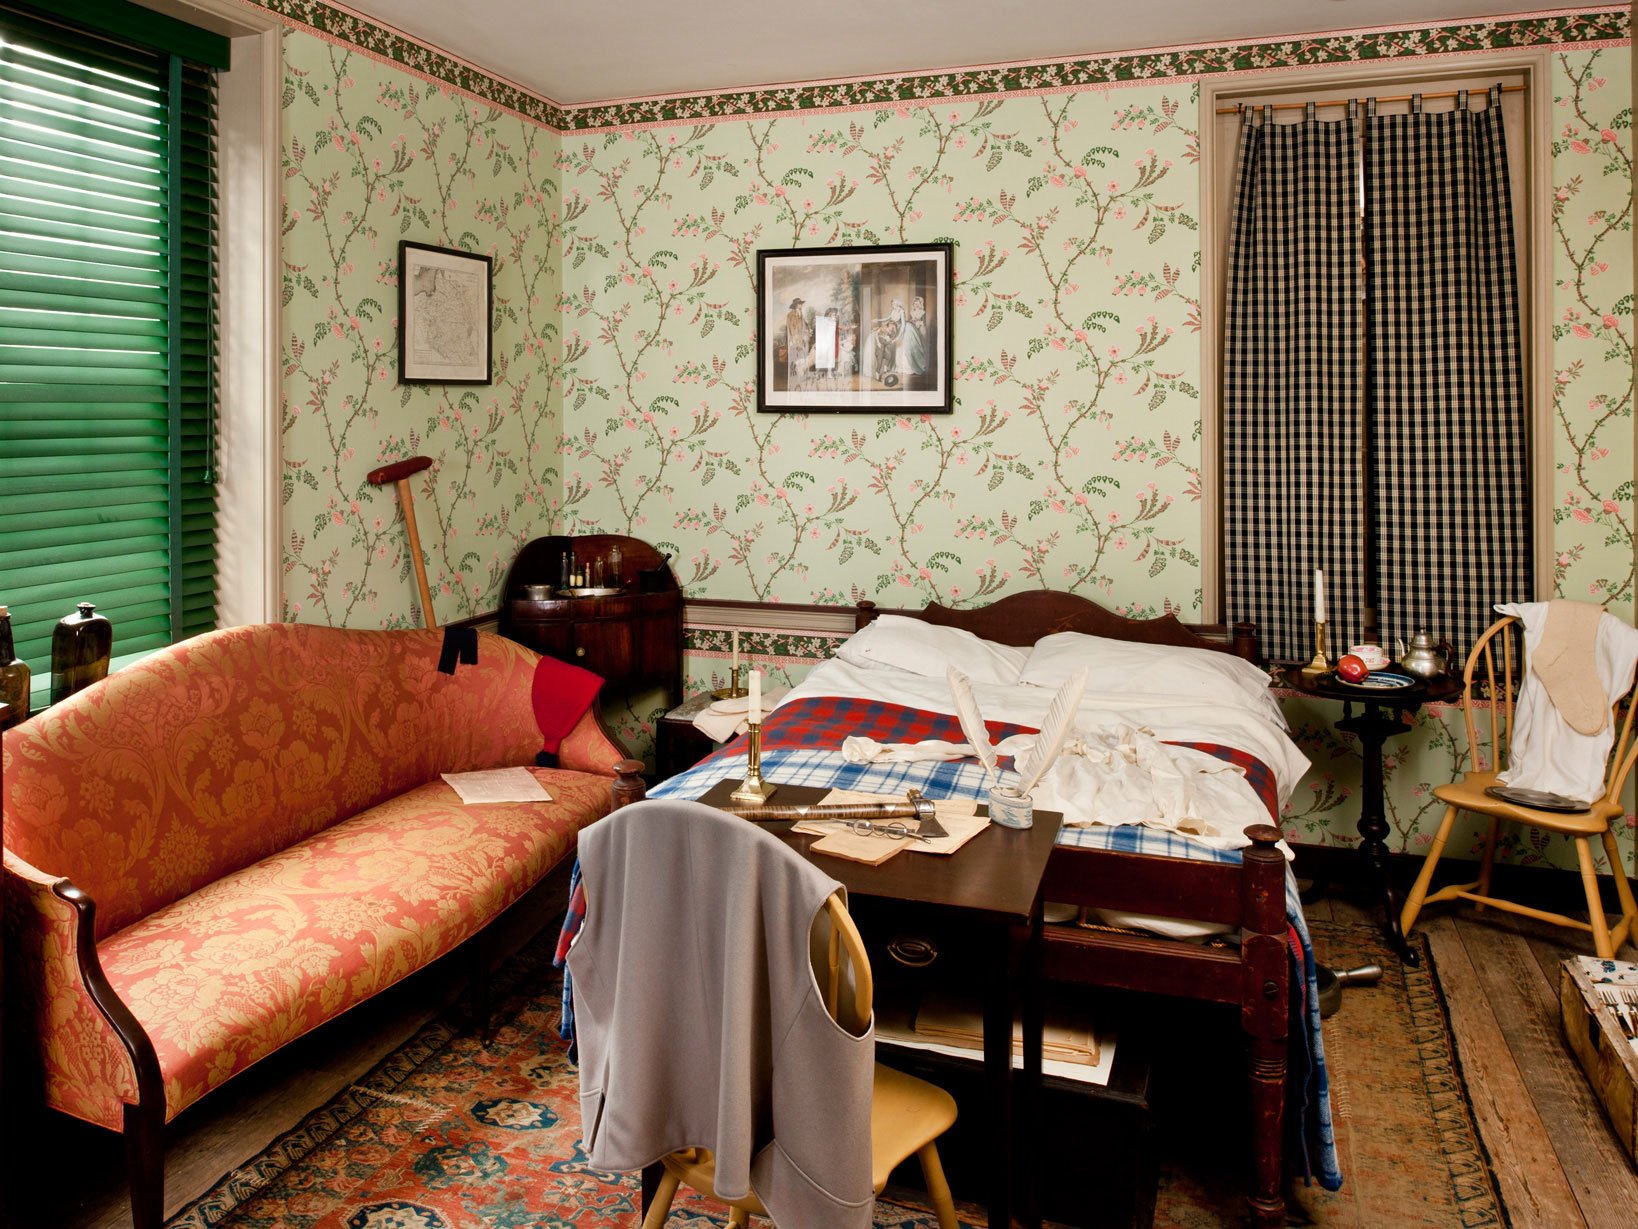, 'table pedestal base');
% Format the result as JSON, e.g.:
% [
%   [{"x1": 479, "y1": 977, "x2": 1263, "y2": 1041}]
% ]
[{"x1": 1337, "y1": 702, "x2": 1421, "y2": 966}]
